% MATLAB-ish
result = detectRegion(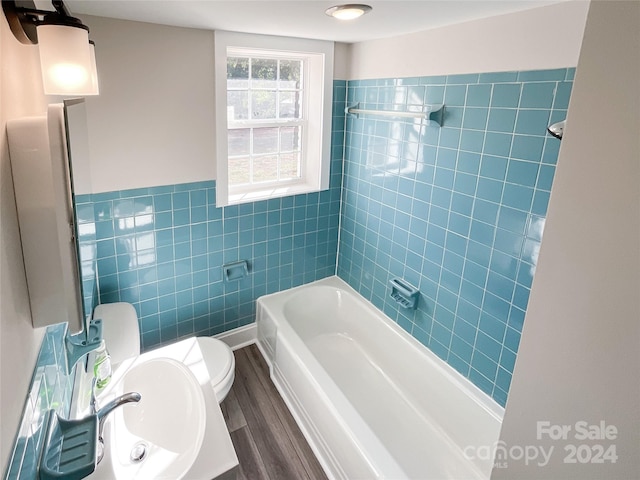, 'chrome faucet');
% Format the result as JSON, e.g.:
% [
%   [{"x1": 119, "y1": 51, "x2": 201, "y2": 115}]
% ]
[
  {"x1": 96, "y1": 392, "x2": 141, "y2": 432},
  {"x1": 90, "y1": 378, "x2": 141, "y2": 463}
]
